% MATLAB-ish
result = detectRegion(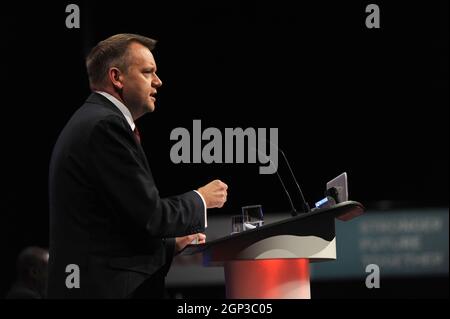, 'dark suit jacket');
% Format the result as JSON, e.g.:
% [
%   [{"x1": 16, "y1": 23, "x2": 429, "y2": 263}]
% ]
[
  {"x1": 48, "y1": 93, "x2": 205, "y2": 298},
  {"x1": 6, "y1": 283, "x2": 43, "y2": 299}
]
